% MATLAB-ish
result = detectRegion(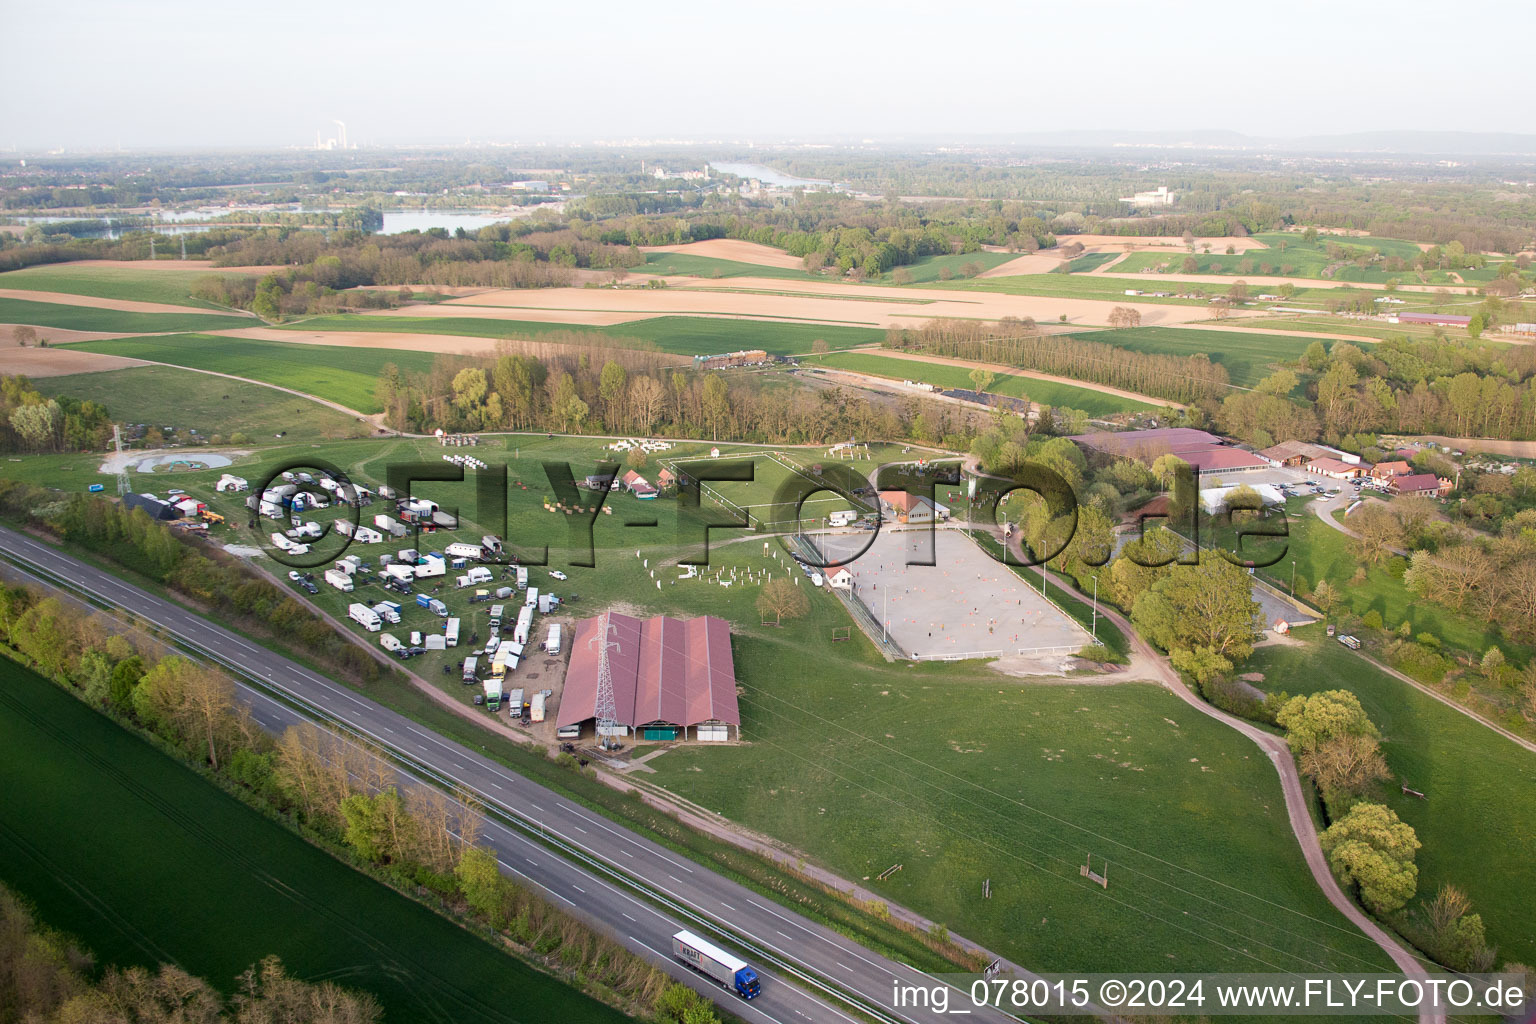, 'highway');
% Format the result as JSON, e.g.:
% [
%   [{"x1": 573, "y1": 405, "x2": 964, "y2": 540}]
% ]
[{"x1": 0, "y1": 525, "x2": 1014, "y2": 1024}]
